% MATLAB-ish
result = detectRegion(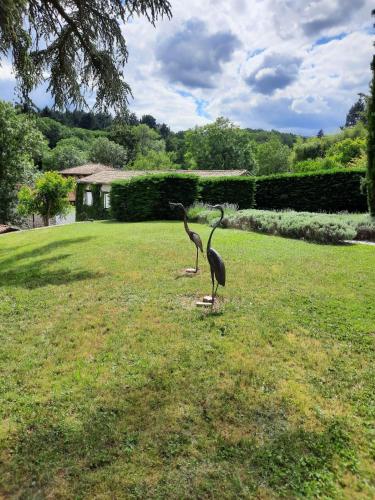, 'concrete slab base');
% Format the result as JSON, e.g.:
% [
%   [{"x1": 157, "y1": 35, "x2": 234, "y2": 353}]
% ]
[
  {"x1": 185, "y1": 268, "x2": 198, "y2": 274},
  {"x1": 196, "y1": 301, "x2": 212, "y2": 307}
]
